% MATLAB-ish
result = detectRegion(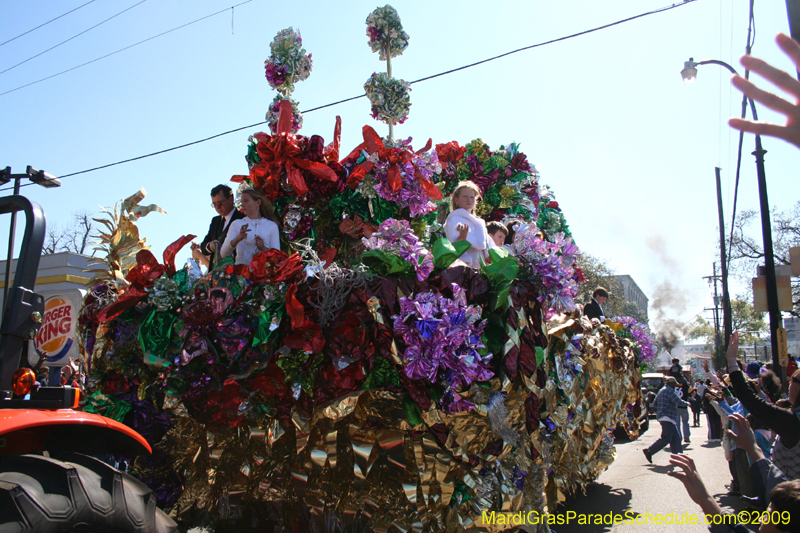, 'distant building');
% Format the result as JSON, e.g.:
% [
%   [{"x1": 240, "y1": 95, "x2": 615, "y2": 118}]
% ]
[{"x1": 614, "y1": 274, "x2": 649, "y2": 319}]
